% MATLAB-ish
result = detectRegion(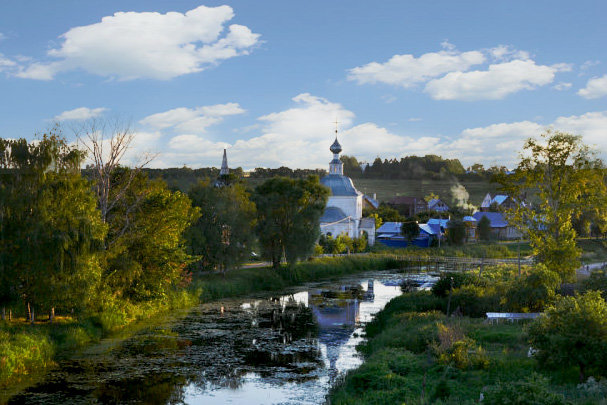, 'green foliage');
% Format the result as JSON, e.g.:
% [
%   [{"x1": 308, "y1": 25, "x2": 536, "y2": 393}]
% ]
[
  {"x1": 478, "y1": 215, "x2": 492, "y2": 241},
  {"x1": 0, "y1": 329, "x2": 54, "y2": 383},
  {"x1": 497, "y1": 130, "x2": 607, "y2": 281},
  {"x1": 253, "y1": 176, "x2": 329, "y2": 268},
  {"x1": 102, "y1": 170, "x2": 199, "y2": 302},
  {"x1": 446, "y1": 219, "x2": 466, "y2": 245},
  {"x1": 580, "y1": 269, "x2": 607, "y2": 299},
  {"x1": 401, "y1": 220, "x2": 419, "y2": 242},
  {"x1": 186, "y1": 180, "x2": 256, "y2": 273},
  {"x1": 506, "y1": 265, "x2": 561, "y2": 312},
  {"x1": 431, "y1": 272, "x2": 476, "y2": 297},
  {"x1": 318, "y1": 233, "x2": 367, "y2": 254},
  {"x1": 528, "y1": 291, "x2": 607, "y2": 382},
  {"x1": 0, "y1": 133, "x2": 106, "y2": 317},
  {"x1": 483, "y1": 373, "x2": 568, "y2": 405},
  {"x1": 451, "y1": 284, "x2": 503, "y2": 317}
]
